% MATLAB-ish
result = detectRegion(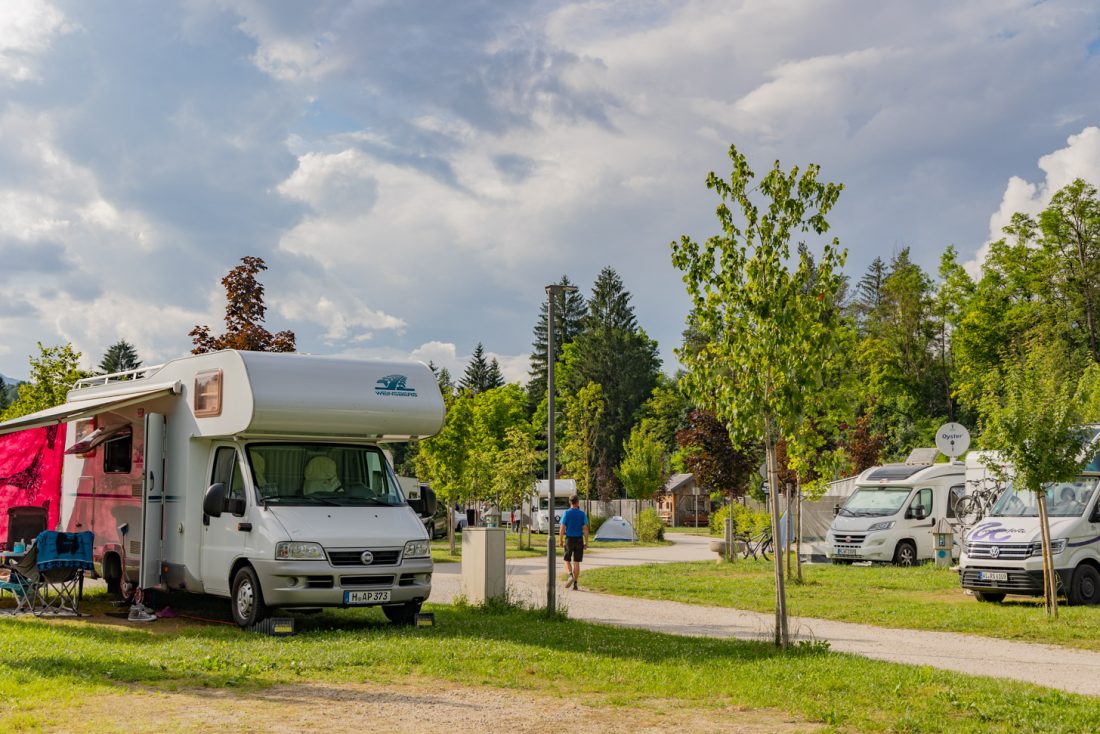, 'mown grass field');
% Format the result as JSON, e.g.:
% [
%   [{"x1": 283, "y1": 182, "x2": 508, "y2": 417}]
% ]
[
  {"x1": 582, "y1": 559, "x2": 1100, "y2": 651},
  {"x1": 0, "y1": 589, "x2": 1097, "y2": 733},
  {"x1": 431, "y1": 535, "x2": 669, "y2": 563}
]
